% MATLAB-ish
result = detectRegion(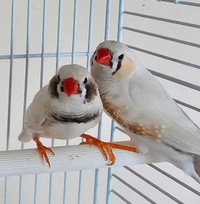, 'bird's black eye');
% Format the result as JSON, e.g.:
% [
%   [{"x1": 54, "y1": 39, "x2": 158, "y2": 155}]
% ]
[
  {"x1": 95, "y1": 56, "x2": 97, "y2": 60},
  {"x1": 118, "y1": 54, "x2": 124, "y2": 60},
  {"x1": 58, "y1": 75, "x2": 60, "y2": 81},
  {"x1": 83, "y1": 77, "x2": 87, "y2": 84}
]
